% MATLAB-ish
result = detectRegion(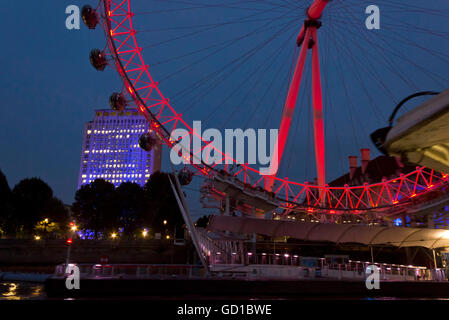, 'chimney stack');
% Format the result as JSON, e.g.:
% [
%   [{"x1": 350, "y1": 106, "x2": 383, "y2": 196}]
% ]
[
  {"x1": 361, "y1": 148, "x2": 370, "y2": 174},
  {"x1": 349, "y1": 156, "x2": 358, "y2": 180}
]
